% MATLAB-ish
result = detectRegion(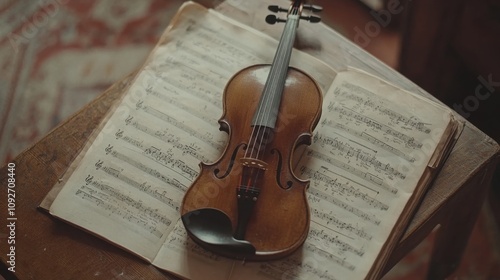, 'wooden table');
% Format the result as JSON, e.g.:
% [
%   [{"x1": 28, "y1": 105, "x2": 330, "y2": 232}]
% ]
[{"x1": 1, "y1": 0, "x2": 499, "y2": 279}]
